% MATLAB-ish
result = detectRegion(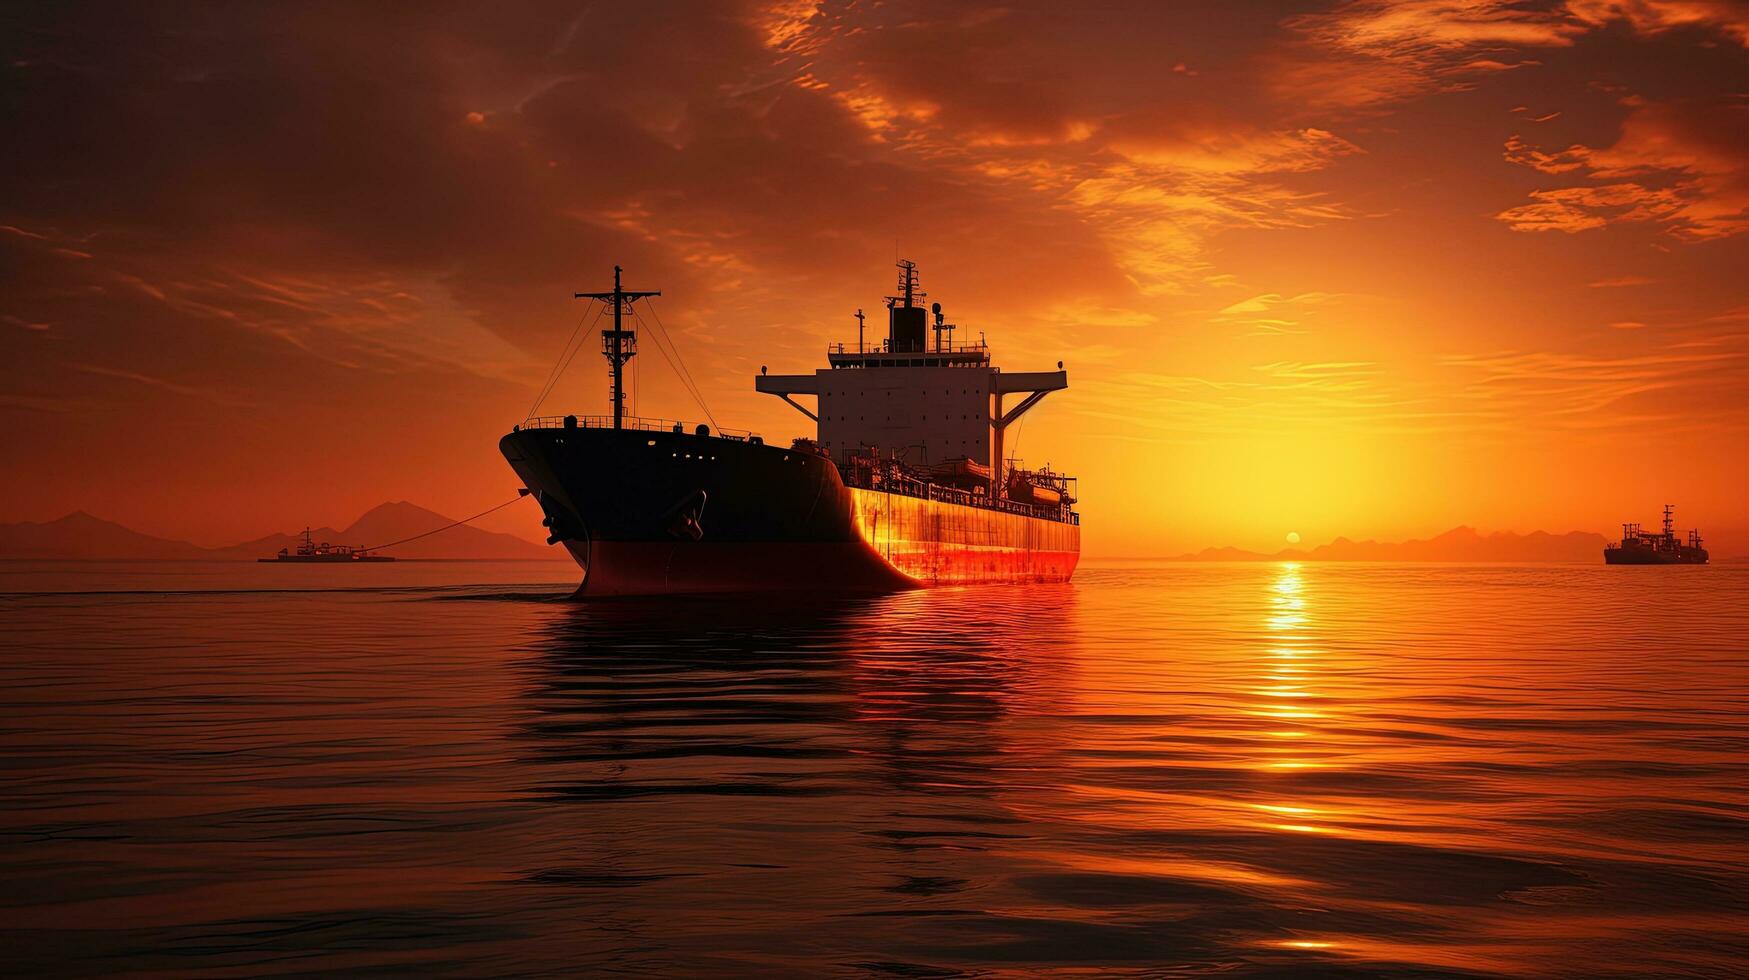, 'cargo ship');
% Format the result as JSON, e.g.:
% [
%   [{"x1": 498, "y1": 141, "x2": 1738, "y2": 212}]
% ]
[
  {"x1": 260, "y1": 528, "x2": 395, "y2": 563},
  {"x1": 1604, "y1": 505, "x2": 1708, "y2": 564},
  {"x1": 501, "y1": 262, "x2": 1080, "y2": 596}
]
